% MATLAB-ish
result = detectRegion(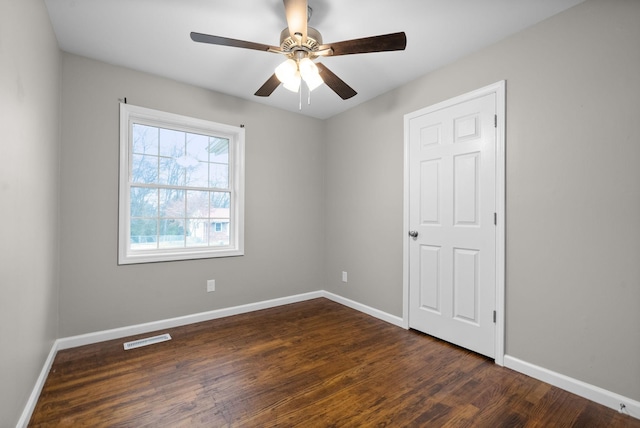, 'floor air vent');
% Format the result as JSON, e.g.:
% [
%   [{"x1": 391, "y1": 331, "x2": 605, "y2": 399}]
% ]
[{"x1": 123, "y1": 333, "x2": 172, "y2": 350}]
